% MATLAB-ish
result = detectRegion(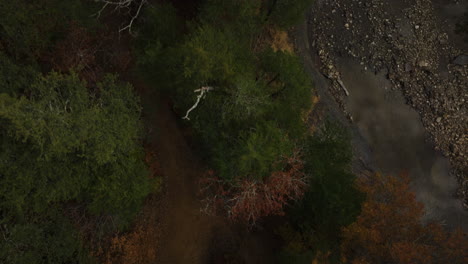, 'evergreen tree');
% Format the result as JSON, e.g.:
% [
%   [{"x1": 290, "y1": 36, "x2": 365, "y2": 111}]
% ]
[{"x1": 0, "y1": 72, "x2": 150, "y2": 223}]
